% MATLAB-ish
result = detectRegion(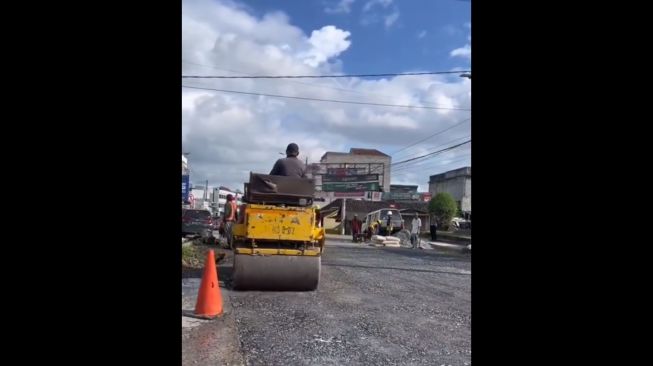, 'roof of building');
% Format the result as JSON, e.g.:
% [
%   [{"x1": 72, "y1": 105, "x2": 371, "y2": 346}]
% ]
[
  {"x1": 349, "y1": 148, "x2": 390, "y2": 157},
  {"x1": 429, "y1": 166, "x2": 471, "y2": 183},
  {"x1": 320, "y1": 151, "x2": 349, "y2": 161},
  {"x1": 320, "y1": 148, "x2": 390, "y2": 162}
]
